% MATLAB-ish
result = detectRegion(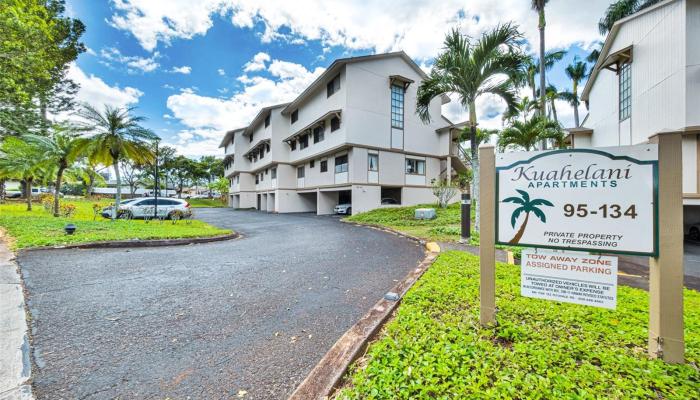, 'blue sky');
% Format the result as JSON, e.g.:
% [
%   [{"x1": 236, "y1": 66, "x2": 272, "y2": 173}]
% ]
[{"x1": 64, "y1": 0, "x2": 612, "y2": 157}]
